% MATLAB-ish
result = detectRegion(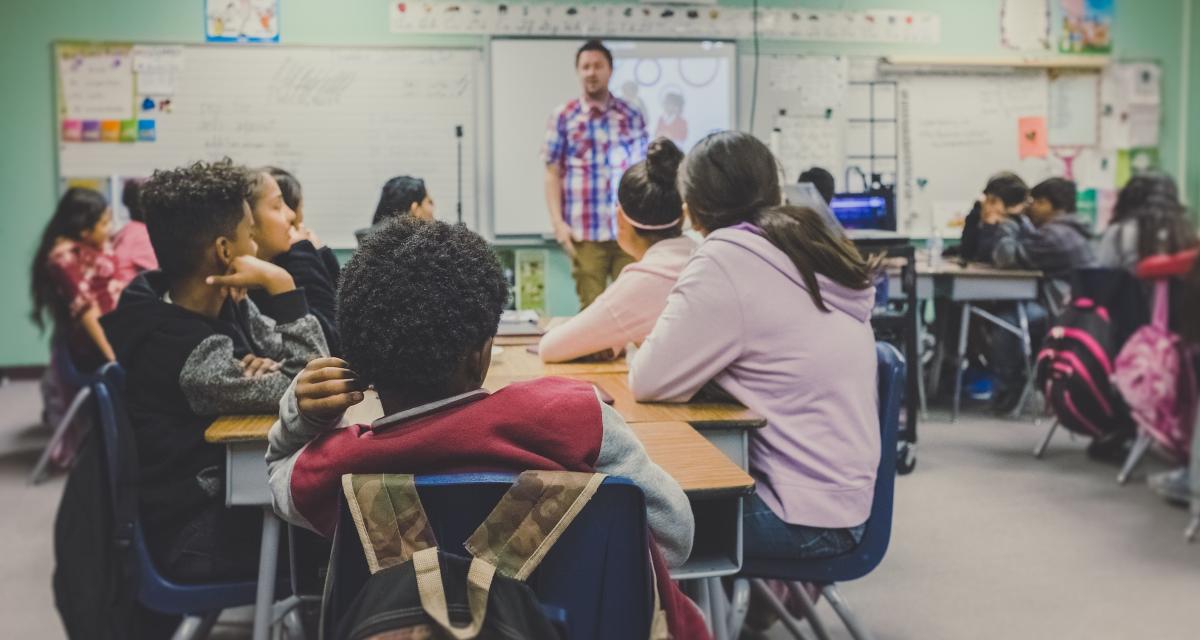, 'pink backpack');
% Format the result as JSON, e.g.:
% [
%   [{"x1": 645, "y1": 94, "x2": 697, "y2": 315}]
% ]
[{"x1": 1112, "y1": 280, "x2": 1199, "y2": 463}]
